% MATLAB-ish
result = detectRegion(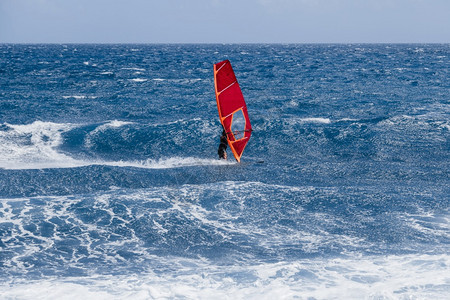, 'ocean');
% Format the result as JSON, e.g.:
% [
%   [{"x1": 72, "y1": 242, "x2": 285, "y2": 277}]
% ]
[{"x1": 0, "y1": 44, "x2": 449, "y2": 299}]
